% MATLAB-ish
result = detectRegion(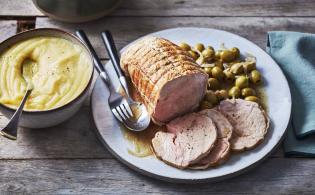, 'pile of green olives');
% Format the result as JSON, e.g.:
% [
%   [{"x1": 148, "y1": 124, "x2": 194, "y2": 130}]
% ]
[{"x1": 178, "y1": 42, "x2": 264, "y2": 109}]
